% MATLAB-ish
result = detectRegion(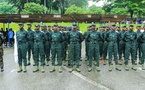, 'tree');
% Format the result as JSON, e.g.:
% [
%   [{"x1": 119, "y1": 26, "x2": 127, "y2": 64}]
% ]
[
  {"x1": 65, "y1": 5, "x2": 85, "y2": 14},
  {"x1": 110, "y1": 8, "x2": 128, "y2": 15},
  {"x1": 92, "y1": 0, "x2": 145, "y2": 18},
  {"x1": 21, "y1": 2, "x2": 48, "y2": 14},
  {"x1": 86, "y1": 5, "x2": 105, "y2": 14},
  {"x1": 0, "y1": 2, "x2": 17, "y2": 14}
]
